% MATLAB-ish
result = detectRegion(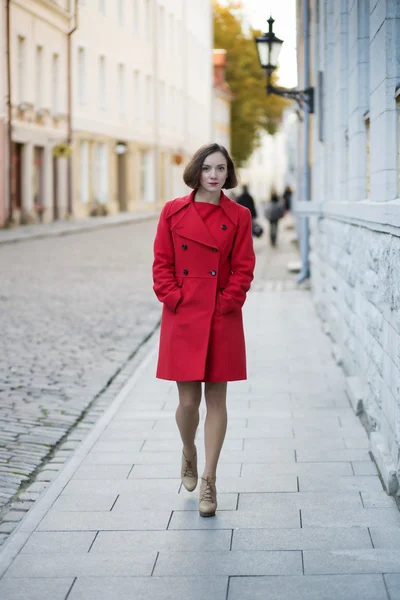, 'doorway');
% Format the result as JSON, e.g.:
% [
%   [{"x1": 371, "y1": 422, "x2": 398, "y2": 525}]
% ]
[{"x1": 10, "y1": 142, "x2": 23, "y2": 214}]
